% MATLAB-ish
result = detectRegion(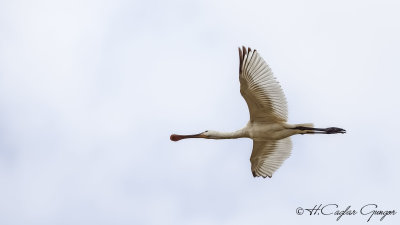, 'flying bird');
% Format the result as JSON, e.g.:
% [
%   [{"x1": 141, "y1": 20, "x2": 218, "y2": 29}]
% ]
[{"x1": 170, "y1": 46, "x2": 345, "y2": 178}]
